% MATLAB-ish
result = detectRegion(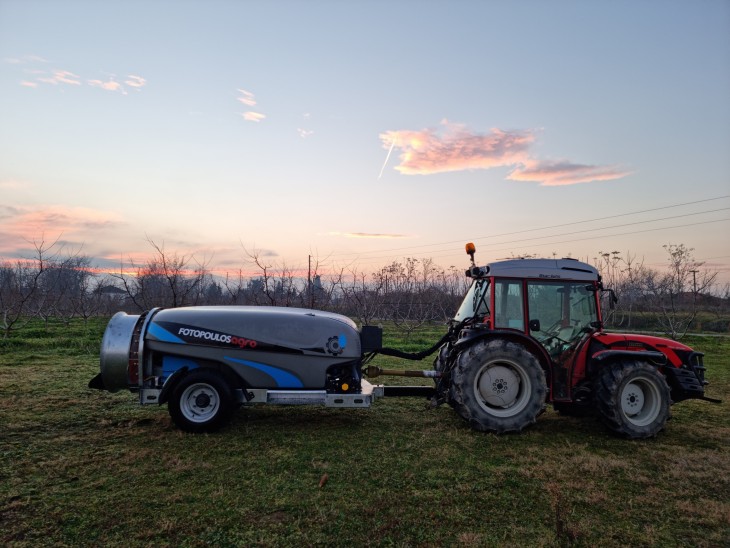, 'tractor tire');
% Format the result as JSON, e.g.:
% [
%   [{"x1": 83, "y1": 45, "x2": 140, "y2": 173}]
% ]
[
  {"x1": 594, "y1": 361, "x2": 671, "y2": 439},
  {"x1": 434, "y1": 344, "x2": 465, "y2": 412},
  {"x1": 451, "y1": 339, "x2": 547, "y2": 433},
  {"x1": 168, "y1": 369, "x2": 236, "y2": 433}
]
